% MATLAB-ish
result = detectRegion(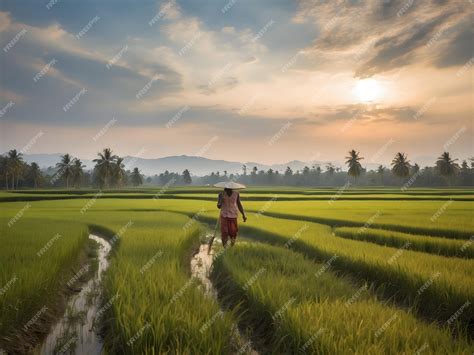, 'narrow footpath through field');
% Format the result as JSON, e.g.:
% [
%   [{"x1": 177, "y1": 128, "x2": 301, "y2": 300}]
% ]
[
  {"x1": 37, "y1": 234, "x2": 111, "y2": 354},
  {"x1": 191, "y1": 235, "x2": 259, "y2": 355}
]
